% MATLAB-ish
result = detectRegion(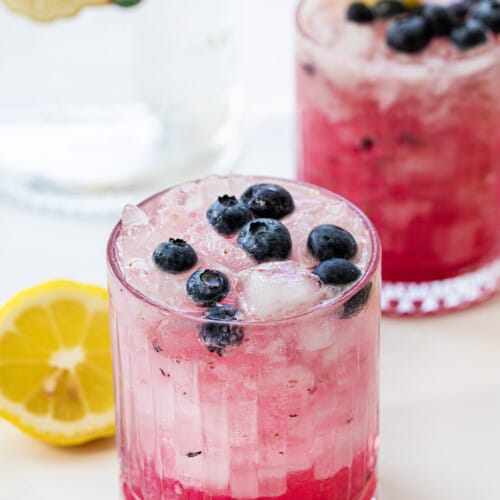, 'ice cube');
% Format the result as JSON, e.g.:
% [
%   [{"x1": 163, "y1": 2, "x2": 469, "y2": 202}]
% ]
[
  {"x1": 155, "y1": 271, "x2": 200, "y2": 311},
  {"x1": 117, "y1": 204, "x2": 155, "y2": 258},
  {"x1": 237, "y1": 261, "x2": 327, "y2": 321},
  {"x1": 122, "y1": 203, "x2": 150, "y2": 229},
  {"x1": 295, "y1": 312, "x2": 337, "y2": 352},
  {"x1": 157, "y1": 176, "x2": 237, "y2": 225},
  {"x1": 184, "y1": 221, "x2": 254, "y2": 272}
]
